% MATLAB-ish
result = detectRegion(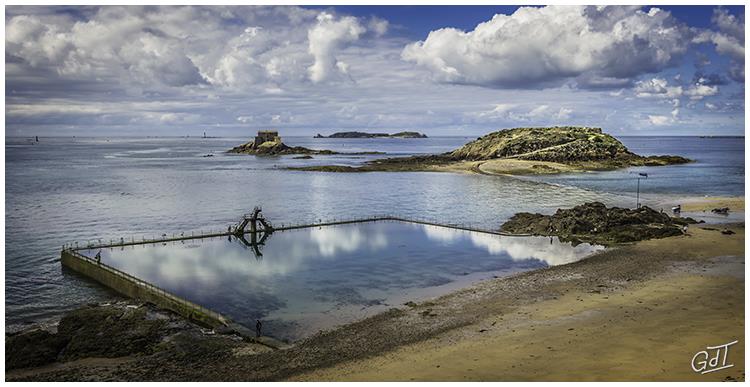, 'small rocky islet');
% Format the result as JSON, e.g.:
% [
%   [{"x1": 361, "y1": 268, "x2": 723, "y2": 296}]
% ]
[
  {"x1": 314, "y1": 131, "x2": 428, "y2": 138},
  {"x1": 227, "y1": 130, "x2": 383, "y2": 156}
]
